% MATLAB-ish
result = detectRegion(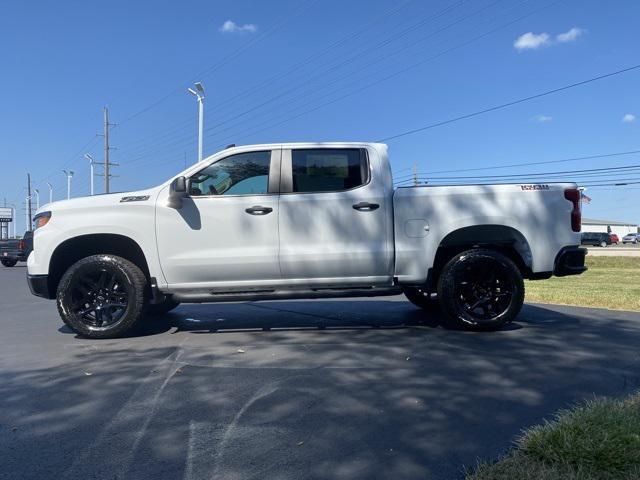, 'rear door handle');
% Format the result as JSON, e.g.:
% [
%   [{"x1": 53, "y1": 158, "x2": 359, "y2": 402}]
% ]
[
  {"x1": 352, "y1": 202, "x2": 380, "y2": 211},
  {"x1": 245, "y1": 205, "x2": 273, "y2": 215}
]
